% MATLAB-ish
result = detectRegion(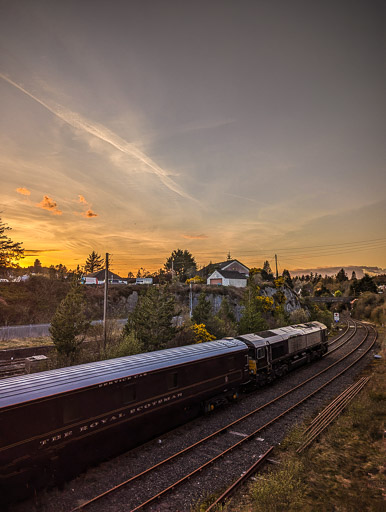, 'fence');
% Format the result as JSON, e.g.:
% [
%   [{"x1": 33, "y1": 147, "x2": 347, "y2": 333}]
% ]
[{"x1": 0, "y1": 319, "x2": 128, "y2": 341}]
